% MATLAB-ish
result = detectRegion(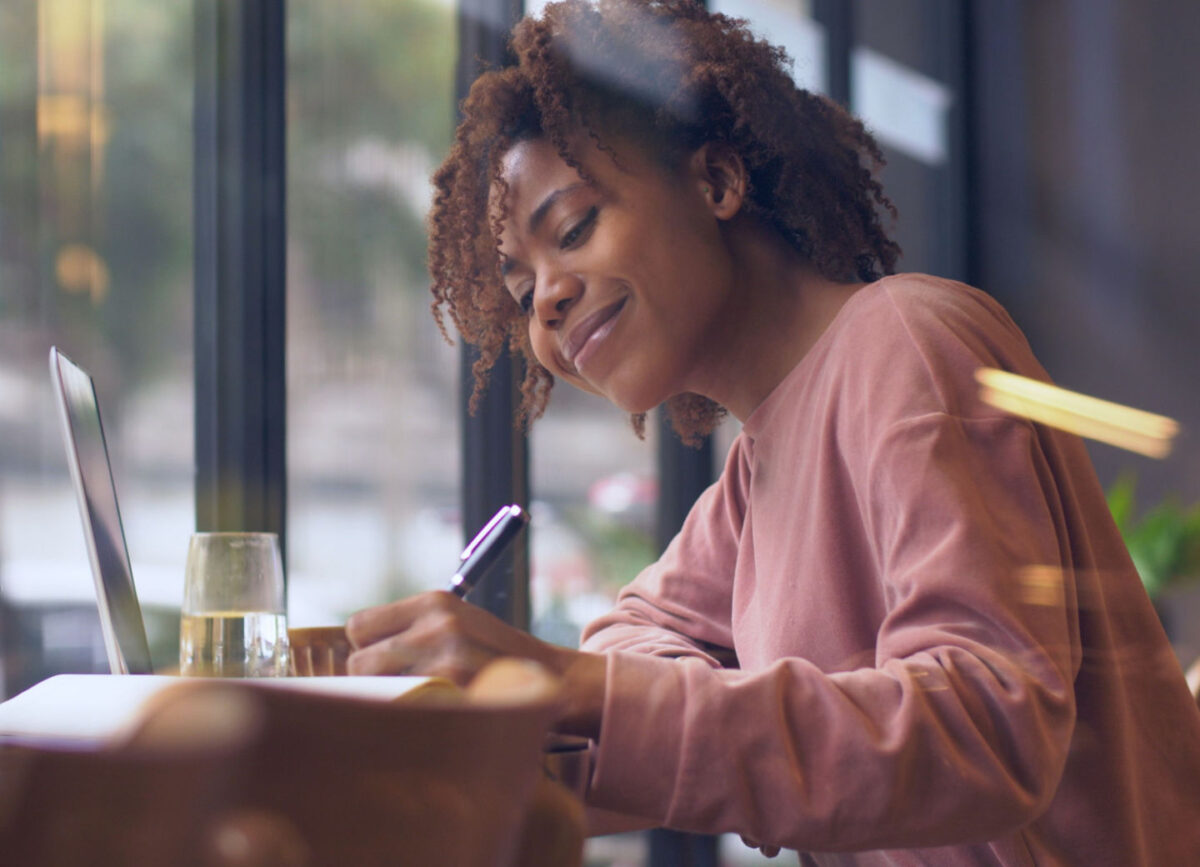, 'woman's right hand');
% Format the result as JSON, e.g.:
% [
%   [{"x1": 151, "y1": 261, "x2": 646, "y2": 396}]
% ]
[{"x1": 345, "y1": 590, "x2": 608, "y2": 738}]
